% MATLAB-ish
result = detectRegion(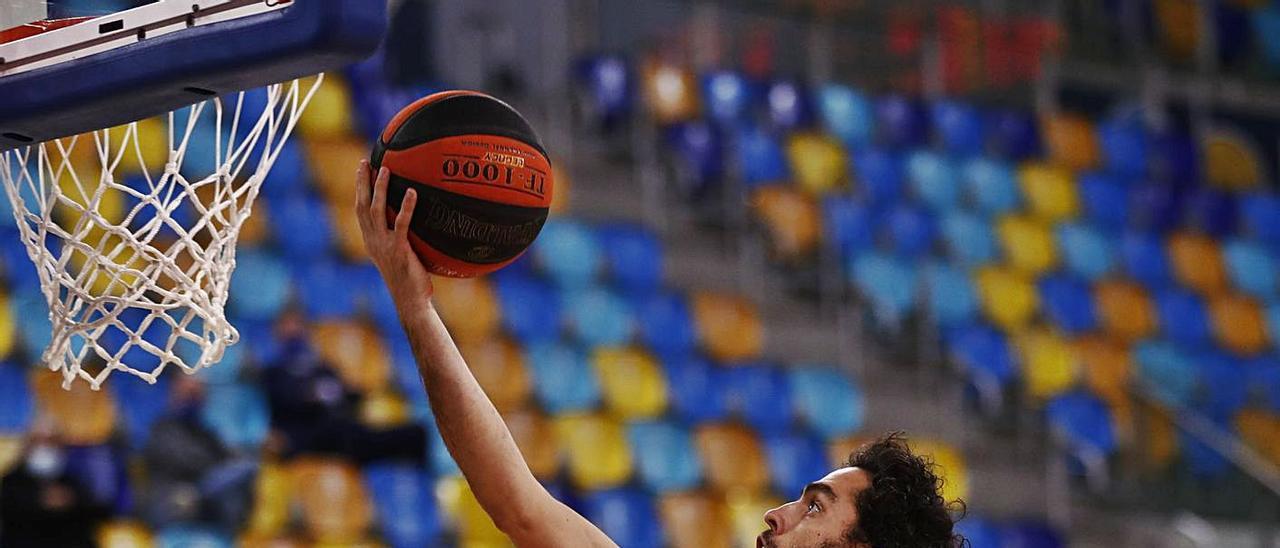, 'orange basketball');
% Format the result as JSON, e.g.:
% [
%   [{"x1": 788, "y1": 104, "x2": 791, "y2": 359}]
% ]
[{"x1": 371, "y1": 91, "x2": 553, "y2": 278}]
